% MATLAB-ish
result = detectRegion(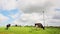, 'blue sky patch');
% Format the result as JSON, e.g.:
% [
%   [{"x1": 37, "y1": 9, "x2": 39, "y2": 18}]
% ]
[{"x1": 0, "y1": 8, "x2": 21, "y2": 25}]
